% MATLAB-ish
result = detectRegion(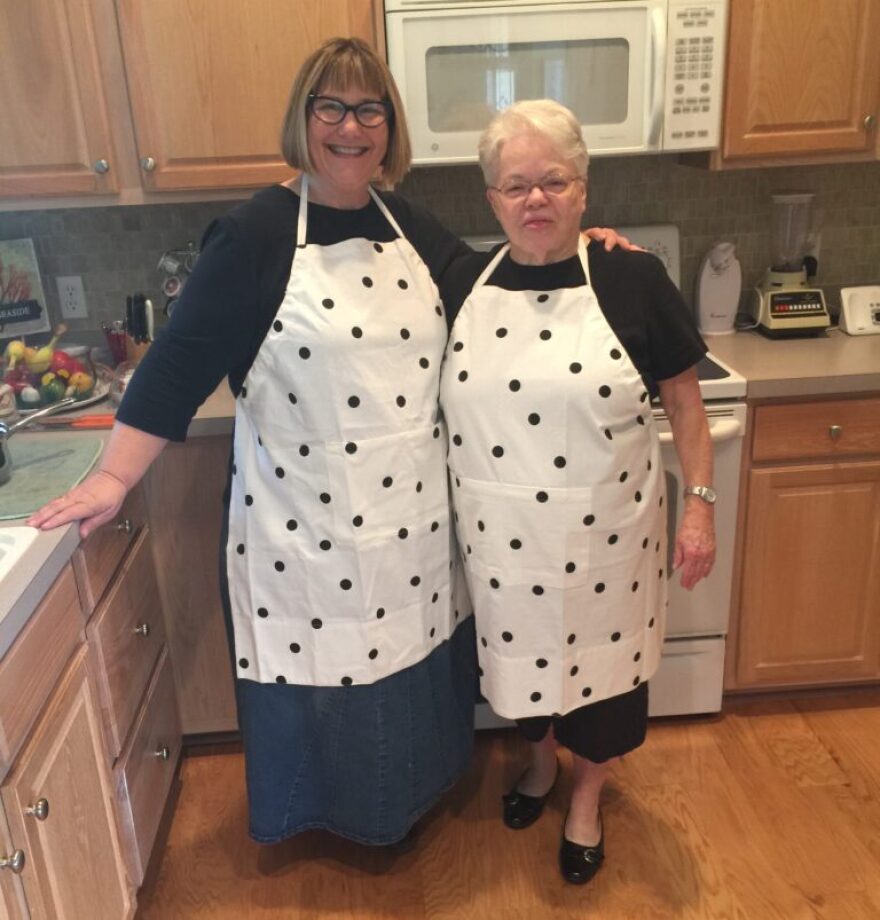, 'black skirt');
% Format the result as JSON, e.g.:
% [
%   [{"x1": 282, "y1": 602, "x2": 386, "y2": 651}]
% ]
[{"x1": 516, "y1": 682, "x2": 648, "y2": 762}]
